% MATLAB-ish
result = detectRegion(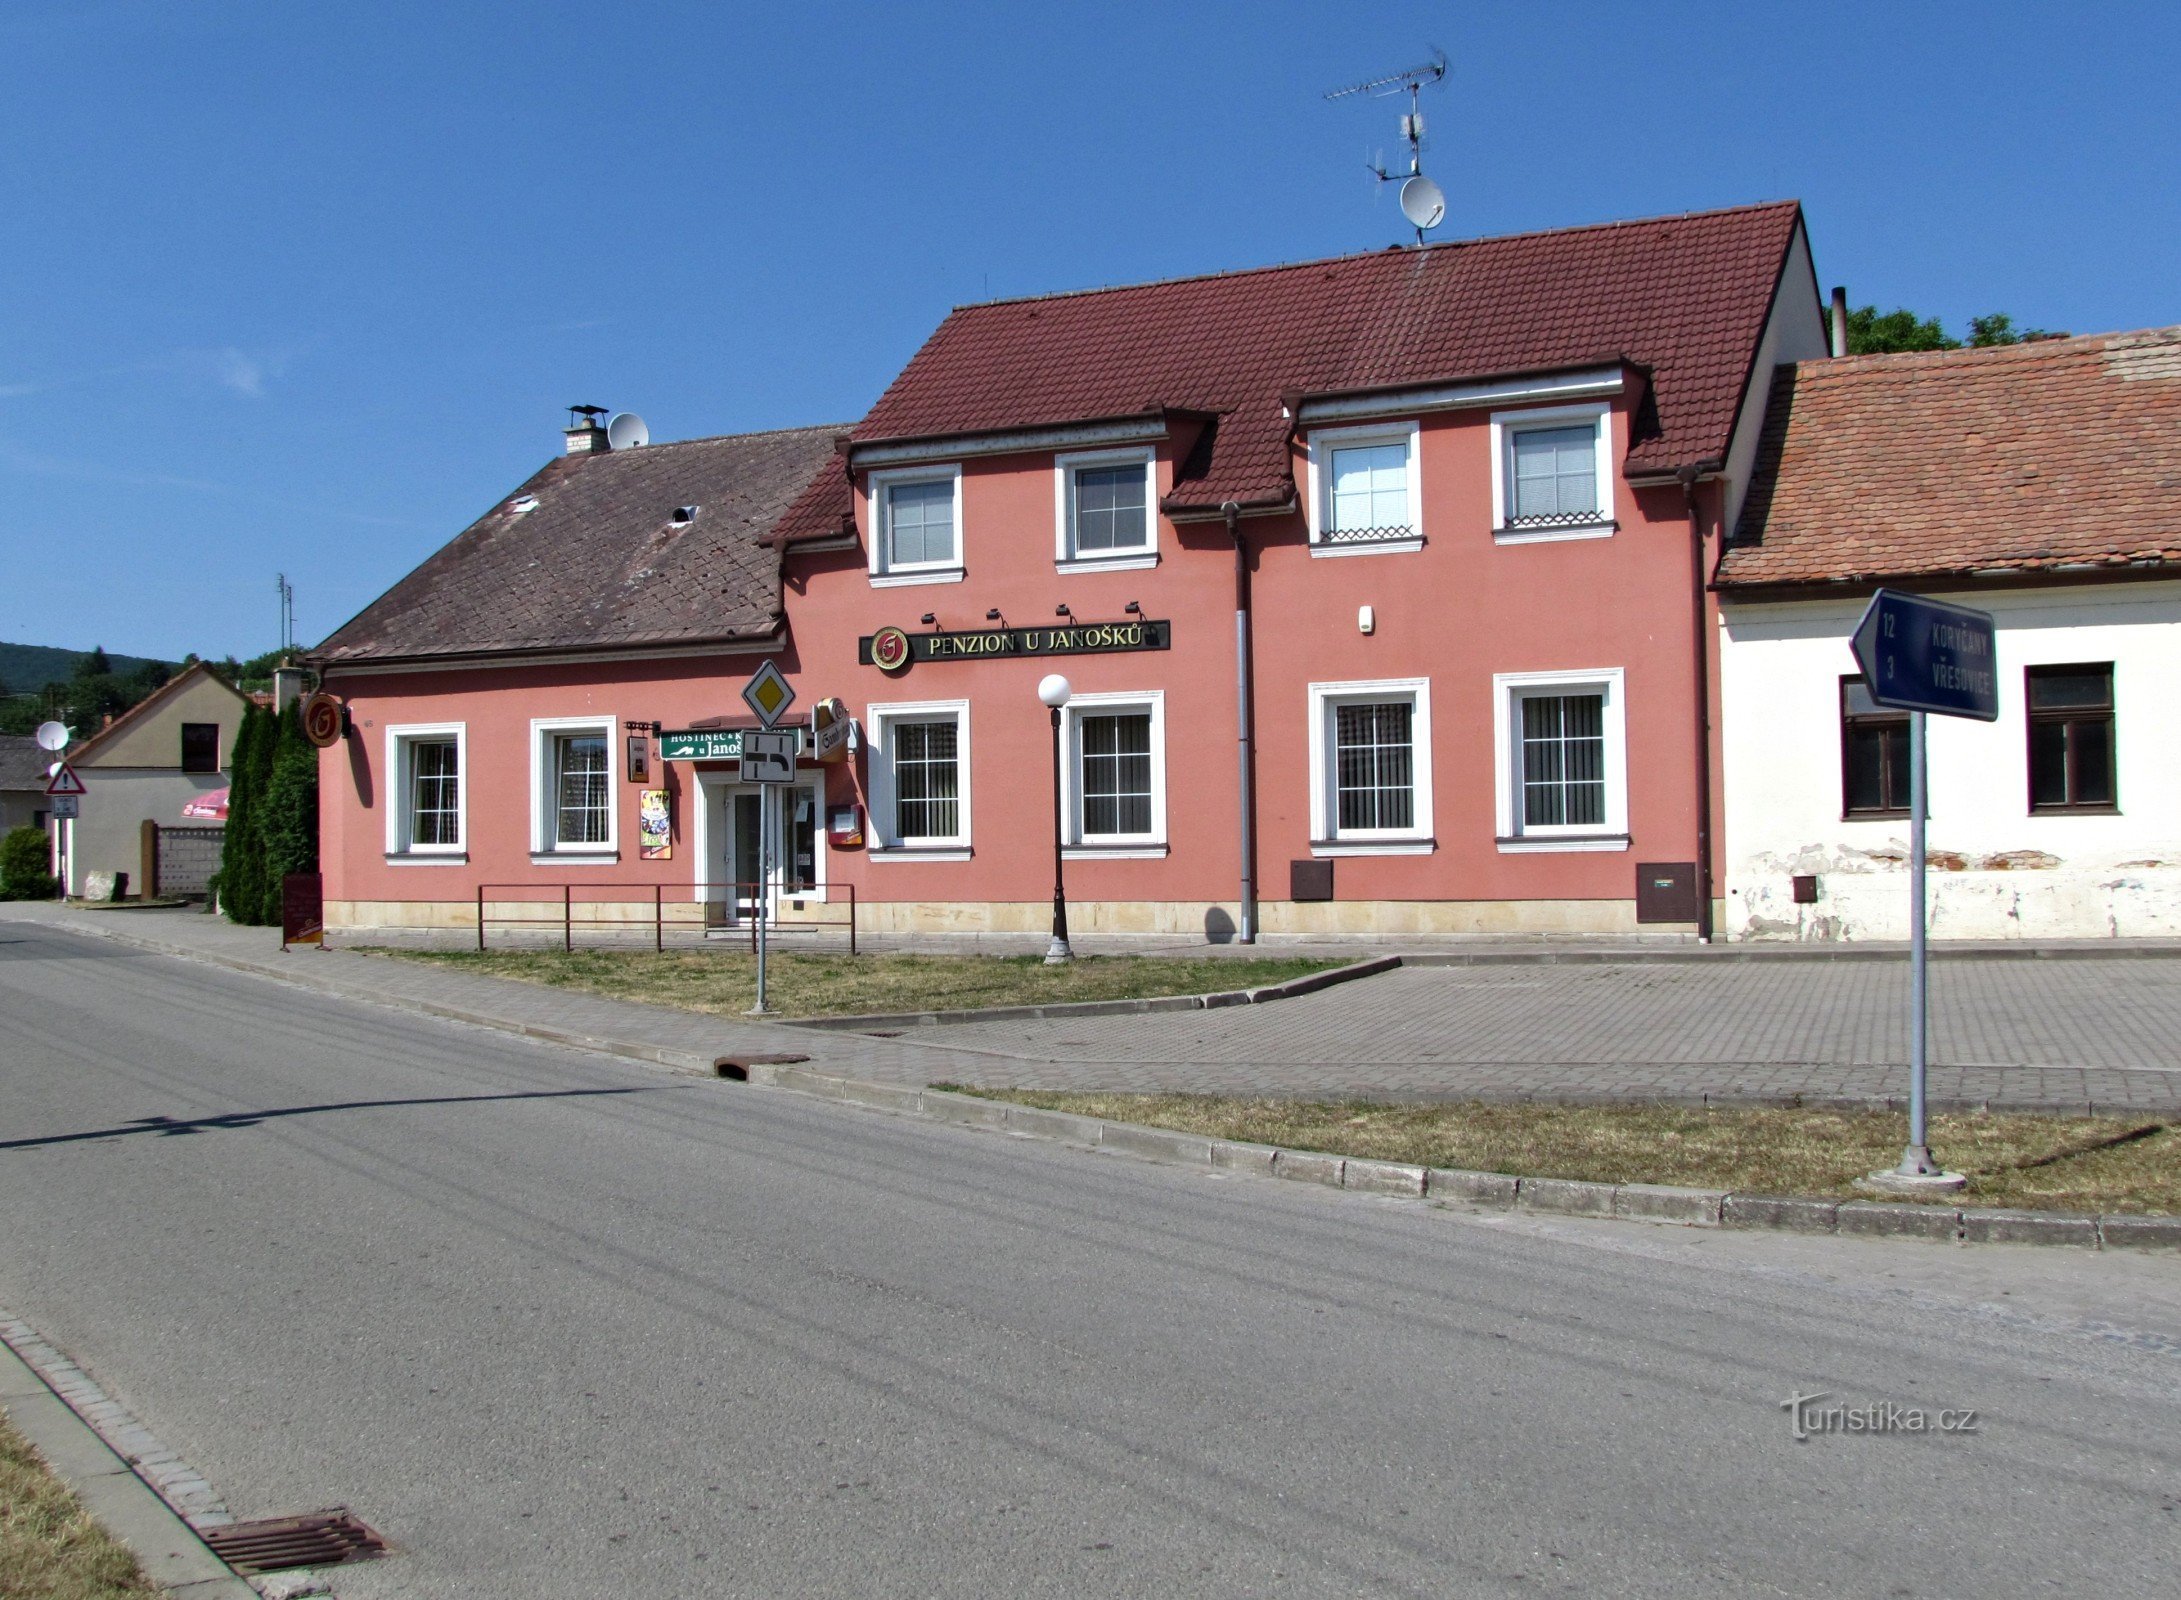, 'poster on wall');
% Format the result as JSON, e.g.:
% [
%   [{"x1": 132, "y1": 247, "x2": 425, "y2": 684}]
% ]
[{"x1": 638, "y1": 790, "x2": 672, "y2": 859}]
